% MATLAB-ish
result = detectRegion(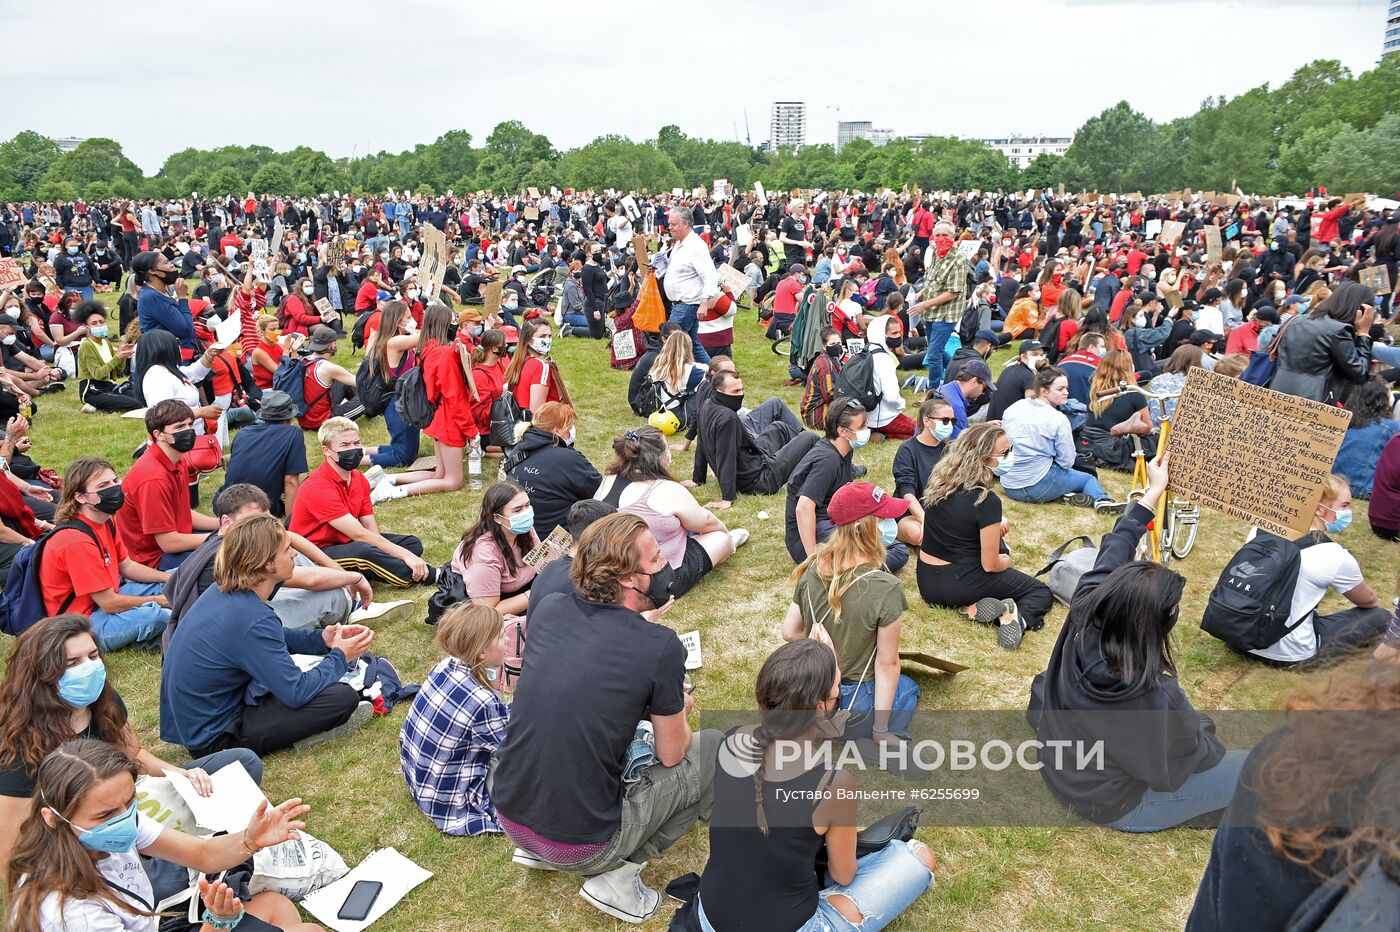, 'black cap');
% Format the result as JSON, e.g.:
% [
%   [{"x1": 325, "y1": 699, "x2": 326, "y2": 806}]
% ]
[
  {"x1": 1189, "y1": 329, "x2": 1221, "y2": 346},
  {"x1": 1202, "y1": 288, "x2": 1223, "y2": 303},
  {"x1": 1019, "y1": 339, "x2": 1044, "y2": 354},
  {"x1": 788, "y1": 262, "x2": 807, "y2": 275}
]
